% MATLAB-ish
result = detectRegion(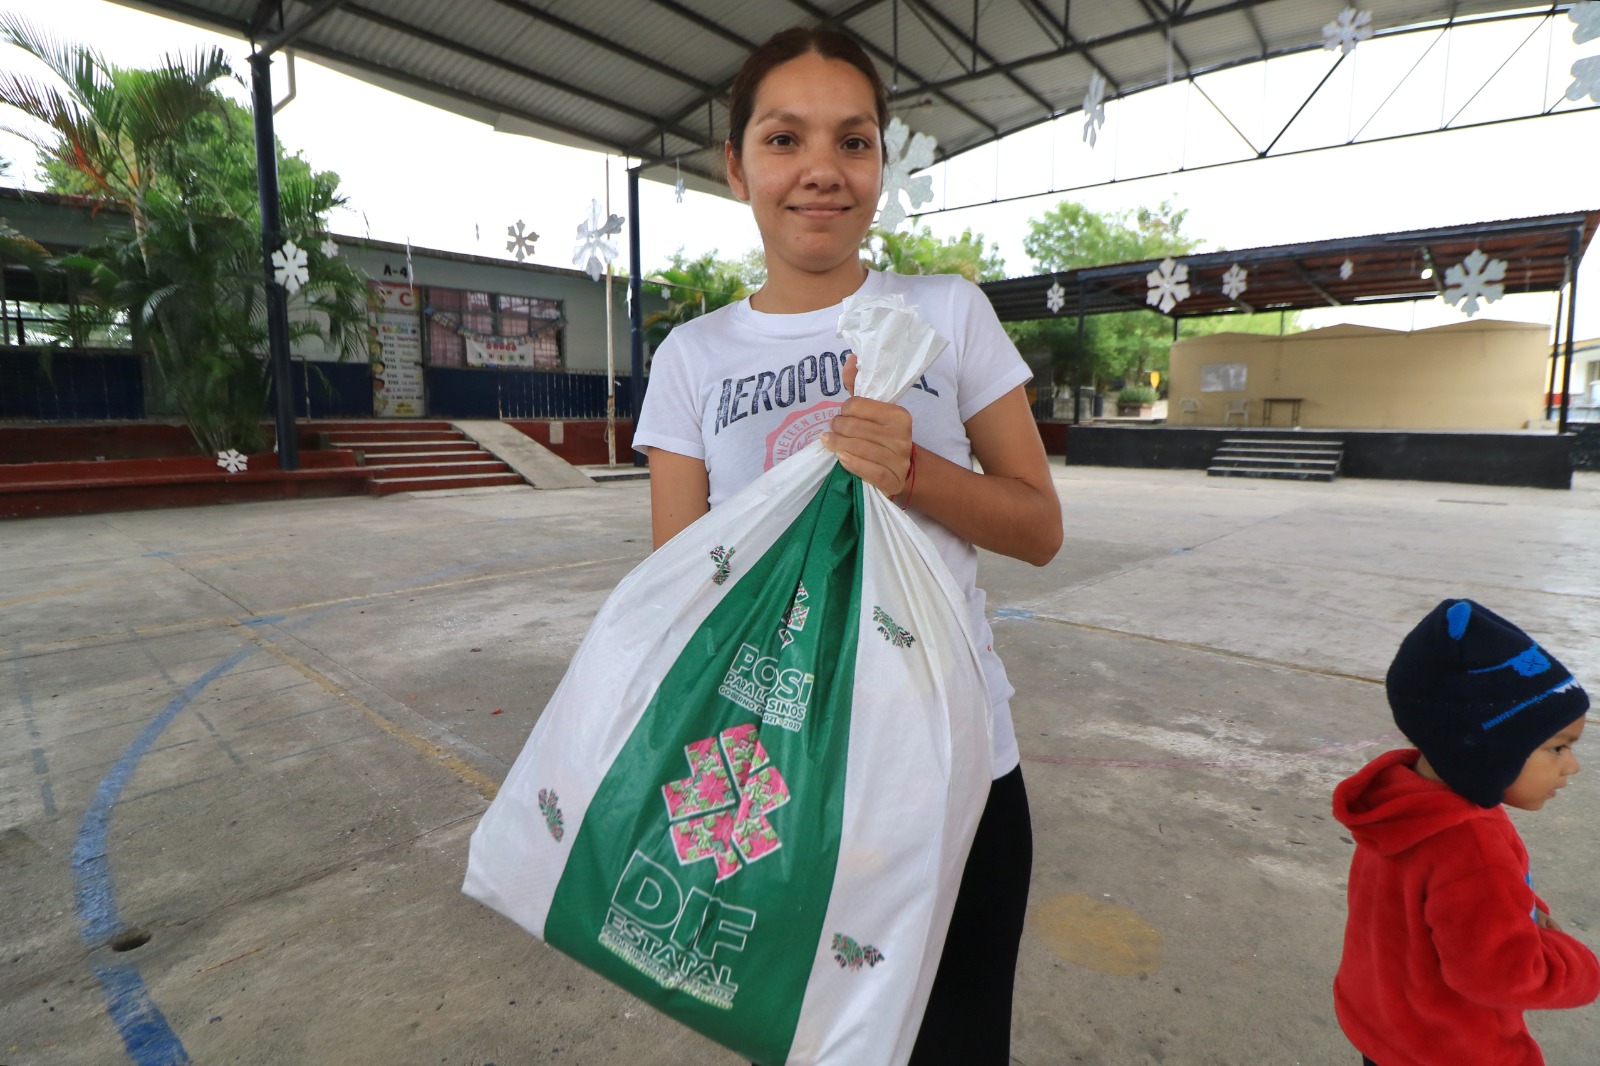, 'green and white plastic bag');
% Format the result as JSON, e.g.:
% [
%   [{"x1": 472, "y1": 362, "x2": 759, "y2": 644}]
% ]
[{"x1": 463, "y1": 293, "x2": 992, "y2": 1065}]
